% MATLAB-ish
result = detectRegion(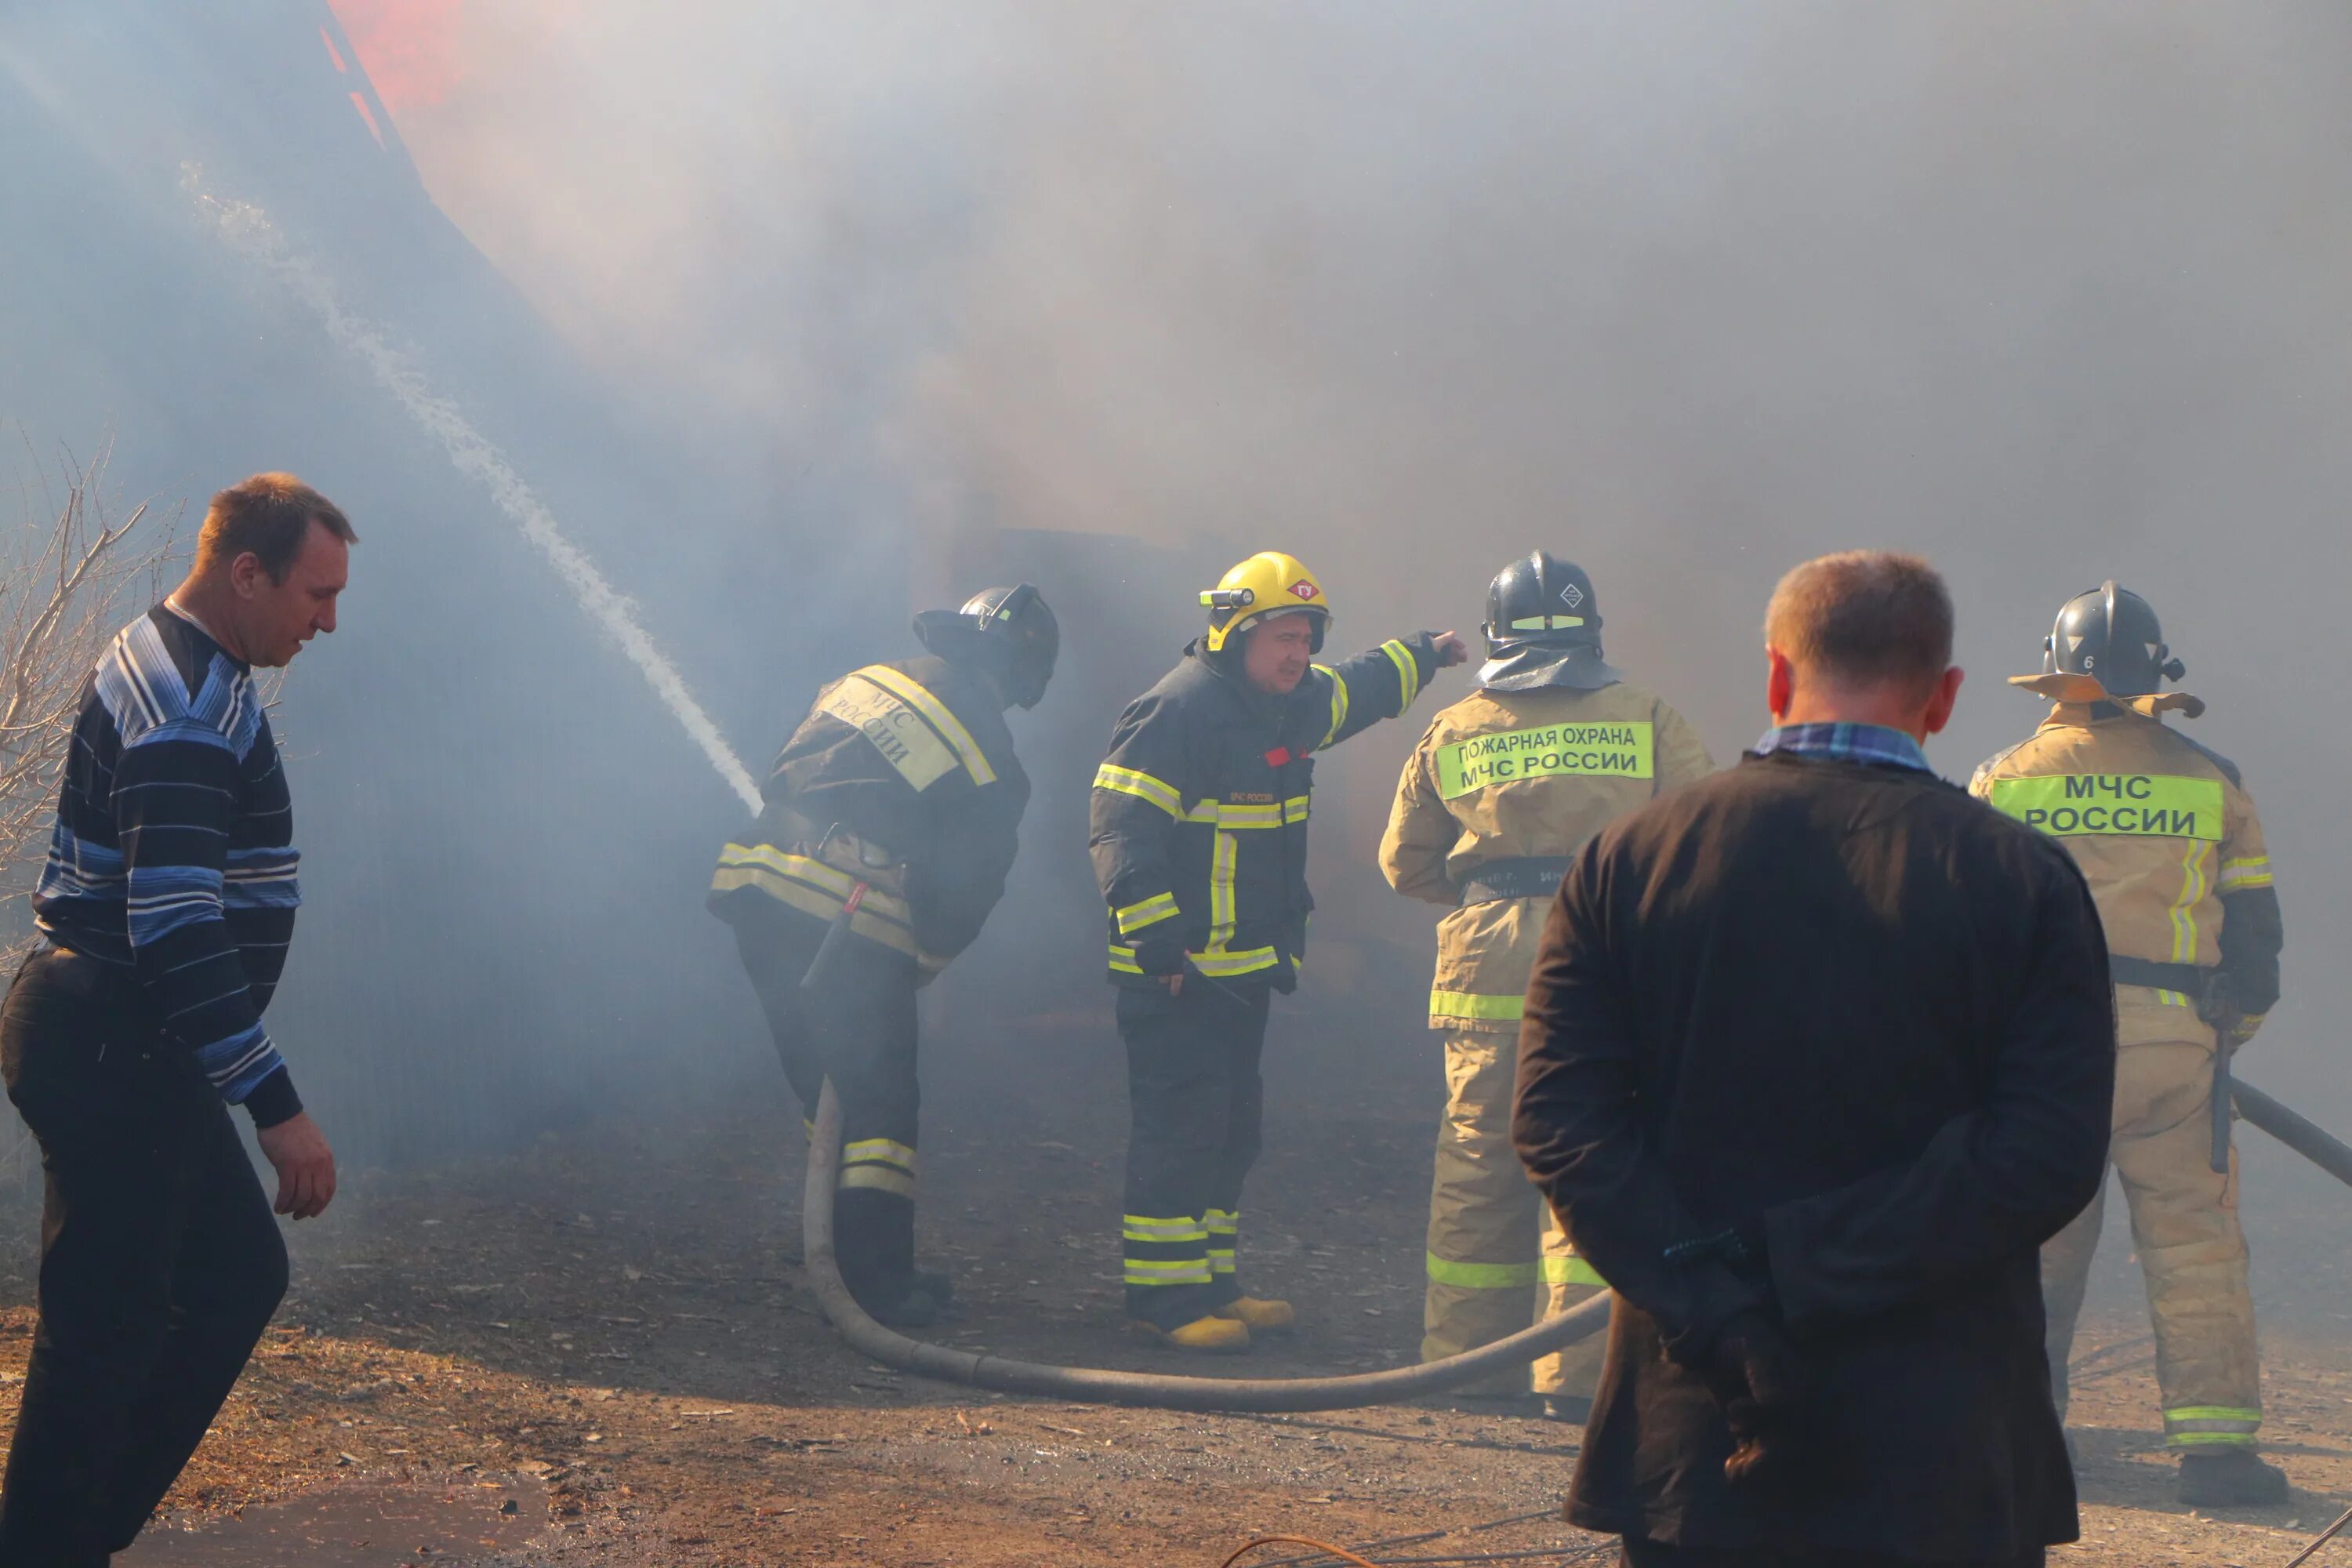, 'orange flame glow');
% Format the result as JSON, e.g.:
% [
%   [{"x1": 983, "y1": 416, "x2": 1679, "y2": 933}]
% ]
[{"x1": 325, "y1": 0, "x2": 468, "y2": 112}]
